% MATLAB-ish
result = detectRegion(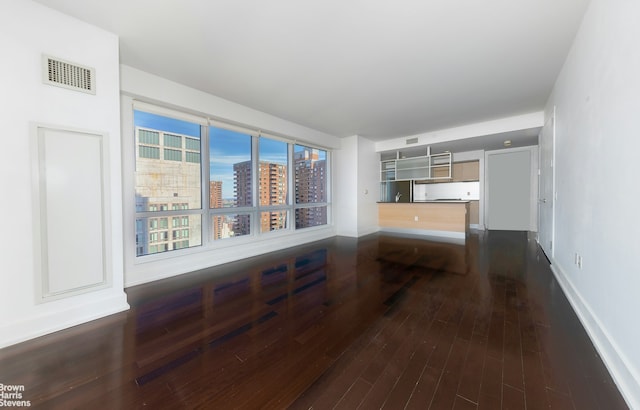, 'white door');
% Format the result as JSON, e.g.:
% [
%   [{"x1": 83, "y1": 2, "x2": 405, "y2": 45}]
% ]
[
  {"x1": 486, "y1": 149, "x2": 532, "y2": 231},
  {"x1": 538, "y1": 112, "x2": 555, "y2": 258}
]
